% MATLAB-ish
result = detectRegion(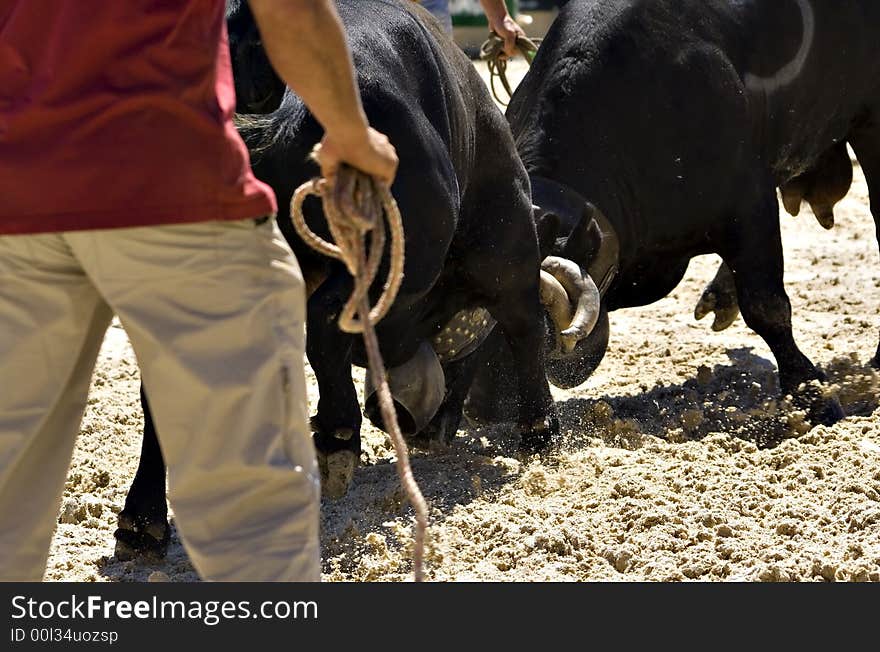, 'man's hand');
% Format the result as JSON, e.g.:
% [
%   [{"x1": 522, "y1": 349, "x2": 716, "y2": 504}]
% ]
[
  {"x1": 479, "y1": 0, "x2": 526, "y2": 57},
  {"x1": 490, "y1": 14, "x2": 526, "y2": 58},
  {"x1": 313, "y1": 127, "x2": 398, "y2": 188},
  {"x1": 249, "y1": 0, "x2": 398, "y2": 188}
]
